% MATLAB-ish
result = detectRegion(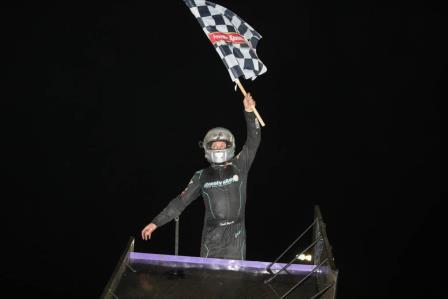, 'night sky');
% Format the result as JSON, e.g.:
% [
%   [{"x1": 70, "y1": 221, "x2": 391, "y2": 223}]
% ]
[{"x1": 3, "y1": 1, "x2": 445, "y2": 298}]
